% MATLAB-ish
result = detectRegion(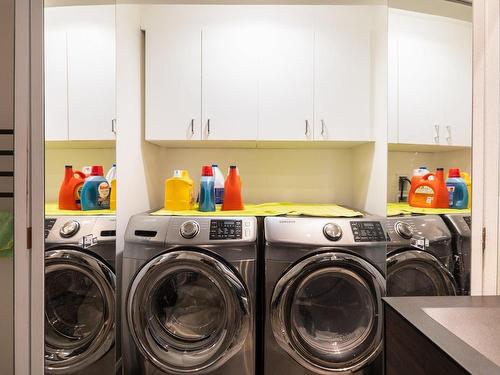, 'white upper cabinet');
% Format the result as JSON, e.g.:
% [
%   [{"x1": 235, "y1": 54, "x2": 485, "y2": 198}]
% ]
[
  {"x1": 258, "y1": 9, "x2": 314, "y2": 141},
  {"x1": 314, "y1": 9, "x2": 372, "y2": 141},
  {"x1": 44, "y1": 5, "x2": 116, "y2": 142},
  {"x1": 143, "y1": 6, "x2": 202, "y2": 141},
  {"x1": 201, "y1": 8, "x2": 259, "y2": 141},
  {"x1": 389, "y1": 10, "x2": 472, "y2": 147},
  {"x1": 44, "y1": 28, "x2": 68, "y2": 141}
]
